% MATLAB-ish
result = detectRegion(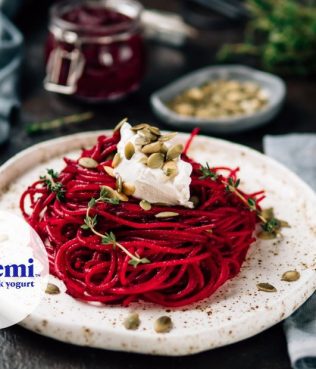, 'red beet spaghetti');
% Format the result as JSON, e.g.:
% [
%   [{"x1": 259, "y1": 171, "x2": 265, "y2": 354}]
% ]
[{"x1": 20, "y1": 125, "x2": 266, "y2": 307}]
